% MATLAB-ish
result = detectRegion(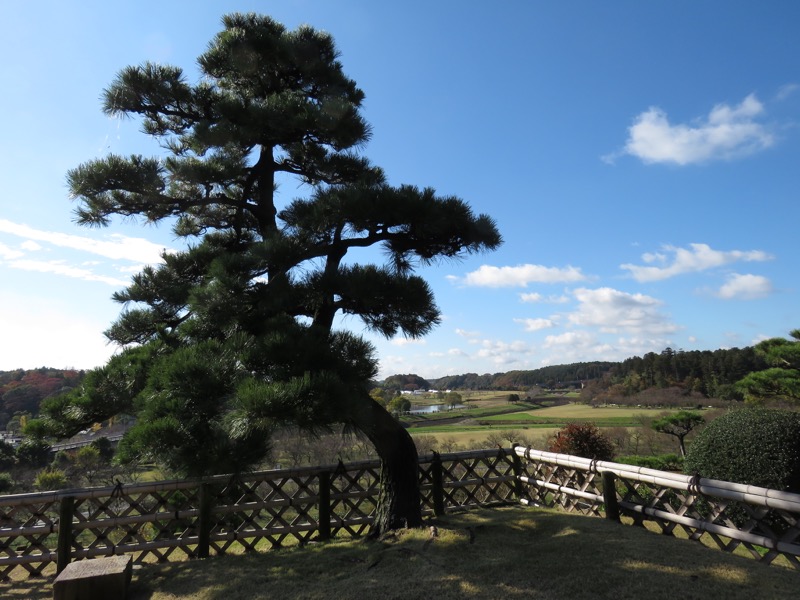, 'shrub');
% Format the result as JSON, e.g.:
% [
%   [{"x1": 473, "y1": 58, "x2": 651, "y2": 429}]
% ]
[
  {"x1": 548, "y1": 422, "x2": 614, "y2": 461},
  {"x1": 616, "y1": 454, "x2": 683, "y2": 472},
  {"x1": 685, "y1": 407, "x2": 800, "y2": 493},
  {"x1": 0, "y1": 472, "x2": 13, "y2": 494},
  {"x1": 16, "y1": 439, "x2": 51, "y2": 468},
  {"x1": 33, "y1": 468, "x2": 68, "y2": 491}
]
